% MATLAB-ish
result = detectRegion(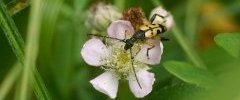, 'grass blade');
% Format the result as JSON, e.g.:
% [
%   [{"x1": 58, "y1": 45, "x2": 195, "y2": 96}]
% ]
[
  {"x1": 0, "y1": 1, "x2": 24, "y2": 63},
  {"x1": 19, "y1": 0, "x2": 43, "y2": 99},
  {"x1": 0, "y1": 63, "x2": 21, "y2": 100},
  {"x1": 0, "y1": 1, "x2": 51, "y2": 100}
]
